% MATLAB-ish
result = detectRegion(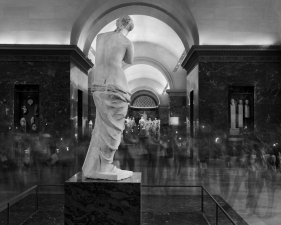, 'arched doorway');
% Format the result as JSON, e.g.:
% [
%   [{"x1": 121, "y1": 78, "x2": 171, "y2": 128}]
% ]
[{"x1": 129, "y1": 90, "x2": 159, "y2": 124}]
